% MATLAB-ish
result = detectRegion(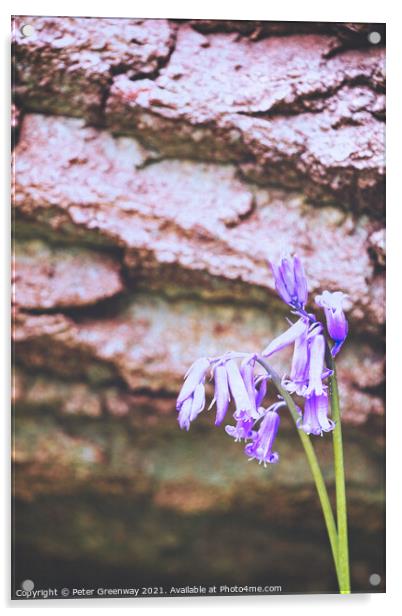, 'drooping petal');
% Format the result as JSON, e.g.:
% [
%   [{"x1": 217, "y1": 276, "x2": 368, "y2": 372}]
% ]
[
  {"x1": 297, "y1": 399, "x2": 321, "y2": 436},
  {"x1": 190, "y1": 383, "x2": 206, "y2": 422},
  {"x1": 177, "y1": 396, "x2": 194, "y2": 431},
  {"x1": 240, "y1": 356, "x2": 257, "y2": 416},
  {"x1": 289, "y1": 326, "x2": 309, "y2": 385},
  {"x1": 262, "y1": 318, "x2": 308, "y2": 357},
  {"x1": 177, "y1": 382, "x2": 206, "y2": 431},
  {"x1": 315, "y1": 392, "x2": 335, "y2": 433},
  {"x1": 225, "y1": 359, "x2": 253, "y2": 415},
  {"x1": 297, "y1": 392, "x2": 334, "y2": 436},
  {"x1": 213, "y1": 364, "x2": 230, "y2": 426},
  {"x1": 176, "y1": 357, "x2": 210, "y2": 408},
  {"x1": 225, "y1": 412, "x2": 255, "y2": 442},
  {"x1": 244, "y1": 407, "x2": 281, "y2": 465},
  {"x1": 304, "y1": 333, "x2": 326, "y2": 396},
  {"x1": 255, "y1": 377, "x2": 268, "y2": 408}
]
